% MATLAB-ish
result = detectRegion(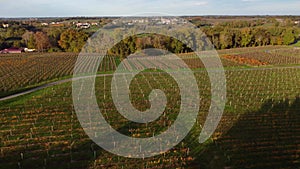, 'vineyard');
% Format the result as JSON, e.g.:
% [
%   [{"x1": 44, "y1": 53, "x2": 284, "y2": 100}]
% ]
[
  {"x1": 0, "y1": 53, "x2": 120, "y2": 98},
  {"x1": 0, "y1": 53, "x2": 77, "y2": 97},
  {"x1": 0, "y1": 61, "x2": 300, "y2": 168},
  {"x1": 1, "y1": 46, "x2": 300, "y2": 98},
  {"x1": 0, "y1": 46, "x2": 300, "y2": 168}
]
